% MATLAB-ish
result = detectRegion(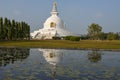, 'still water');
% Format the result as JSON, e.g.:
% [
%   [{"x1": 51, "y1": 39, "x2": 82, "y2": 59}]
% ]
[{"x1": 0, "y1": 48, "x2": 120, "y2": 80}]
